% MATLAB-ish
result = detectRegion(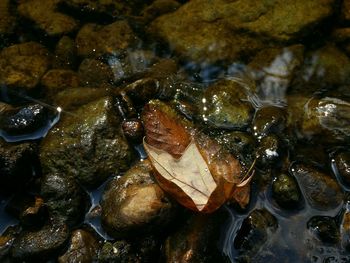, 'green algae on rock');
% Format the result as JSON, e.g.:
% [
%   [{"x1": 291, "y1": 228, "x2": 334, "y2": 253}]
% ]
[{"x1": 200, "y1": 79, "x2": 254, "y2": 130}]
